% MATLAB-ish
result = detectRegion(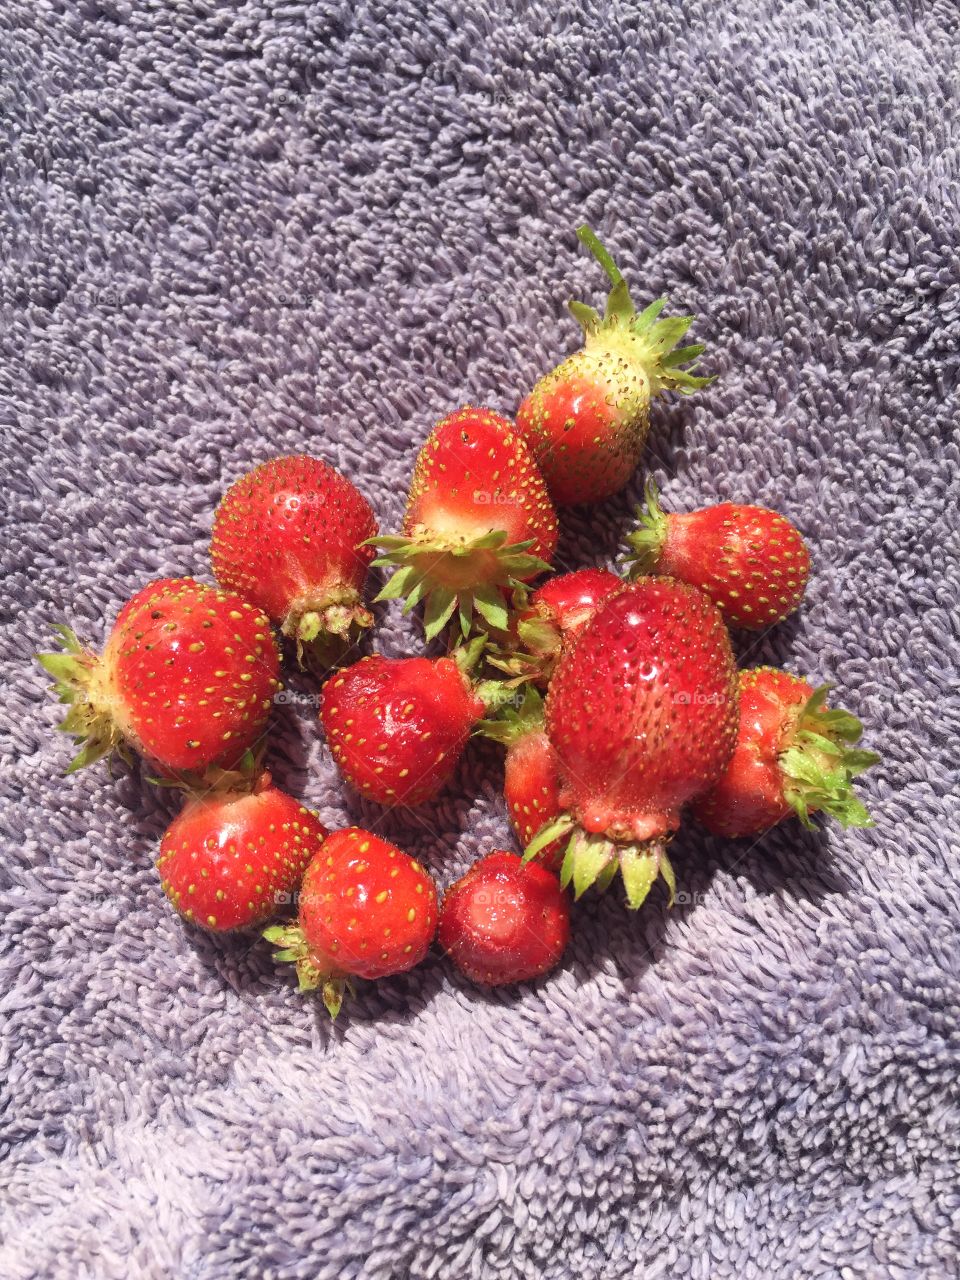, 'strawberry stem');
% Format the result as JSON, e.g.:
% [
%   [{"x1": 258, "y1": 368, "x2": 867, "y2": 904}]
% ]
[{"x1": 576, "y1": 224, "x2": 625, "y2": 289}]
